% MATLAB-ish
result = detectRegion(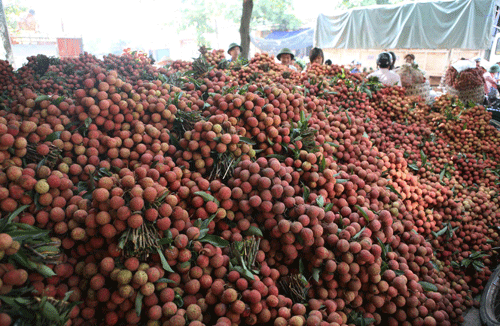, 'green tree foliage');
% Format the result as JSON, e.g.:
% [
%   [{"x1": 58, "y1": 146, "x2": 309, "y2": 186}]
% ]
[
  {"x1": 3, "y1": 0, "x2": 28, "y2": 33},
  {"x1": 179, "y1": 0, "x2": 233, "y2": 47},
  {"x1": 248, "y1": 0, "x2": 301, "y2": 30},
  {"x1": 177, "y1": 0, "x2": 302, "y2": 47}
]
